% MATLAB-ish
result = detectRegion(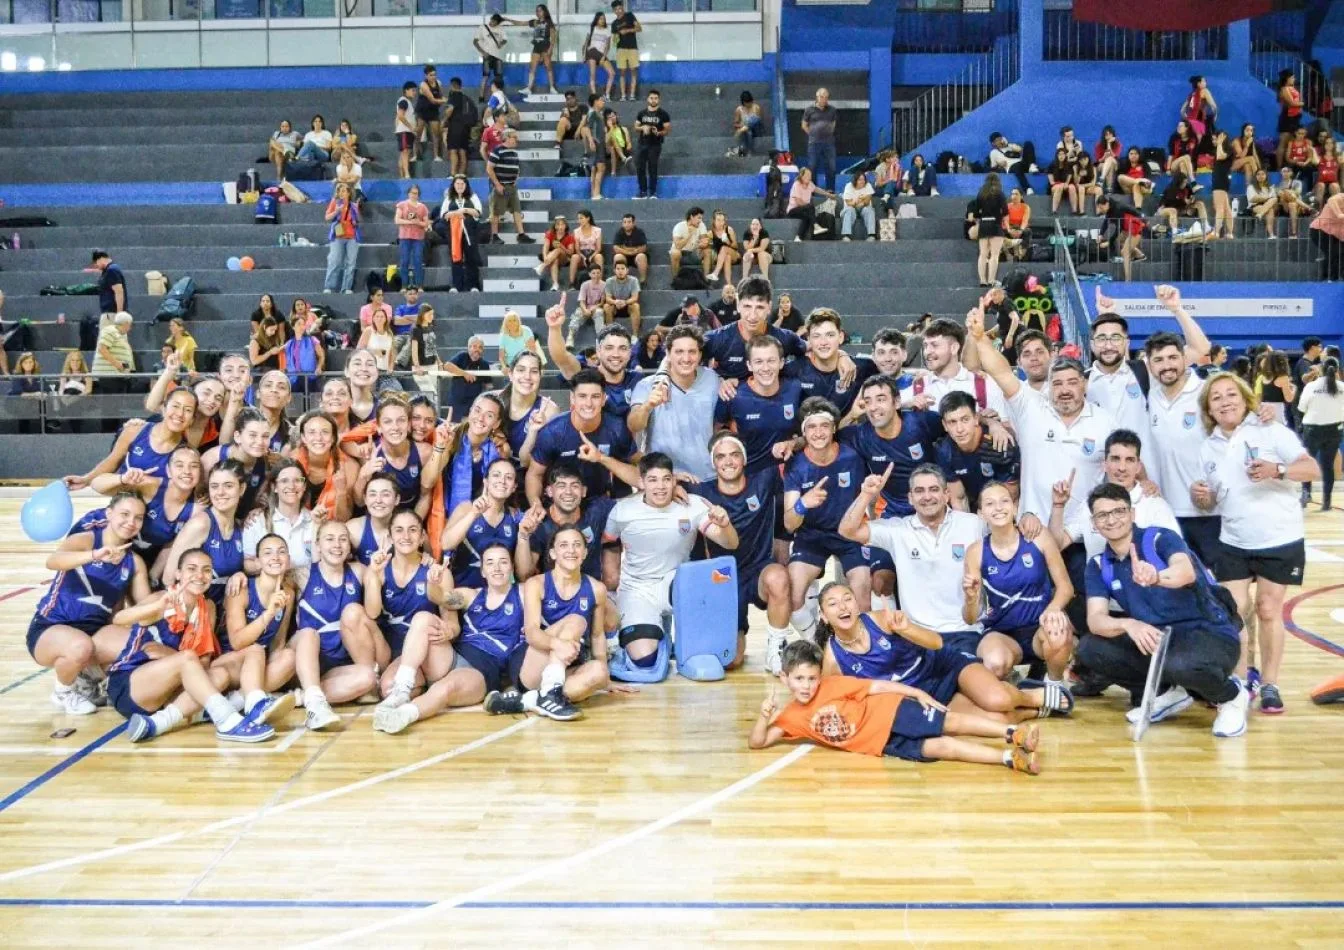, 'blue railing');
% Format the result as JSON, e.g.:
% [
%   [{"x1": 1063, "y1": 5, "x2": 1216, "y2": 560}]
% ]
[
  {"x1": 0, "y1": 0, "x2": 755, "y2": 22},
  {"x1": 1042, "y1": 9, "x2": 1228, "y2": 61},
  {"x1": 891, "y1": 0, "x2": 1018, "y2": 54}
]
